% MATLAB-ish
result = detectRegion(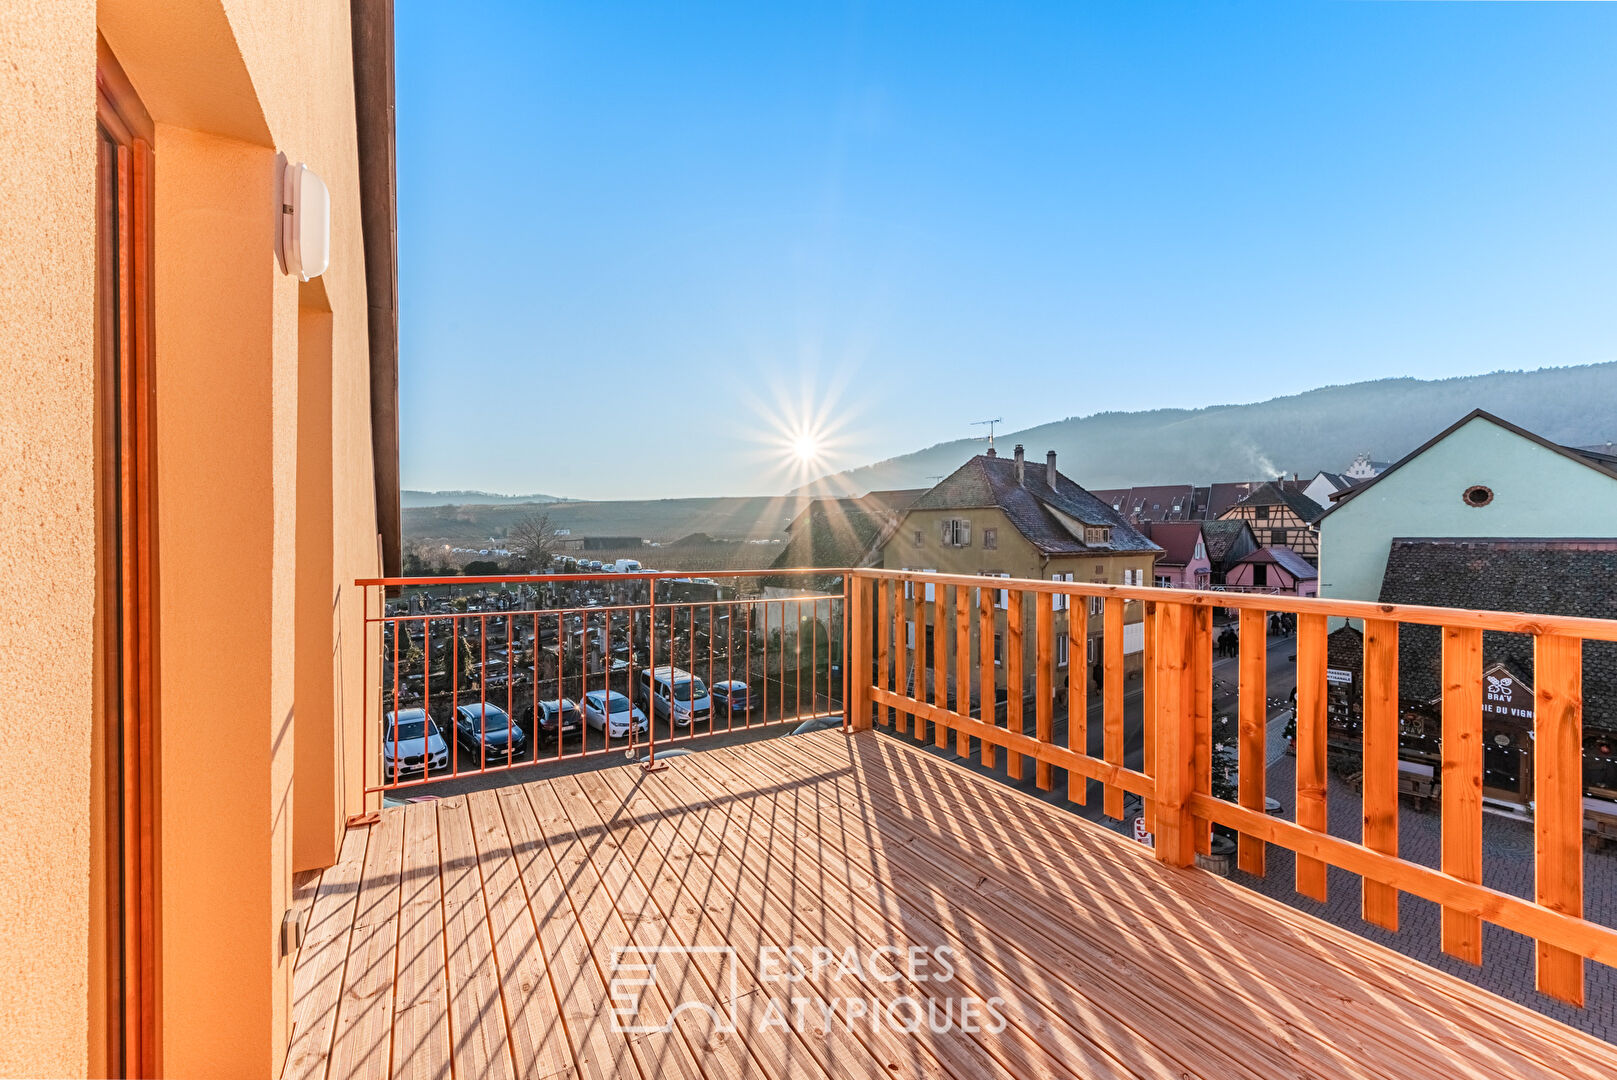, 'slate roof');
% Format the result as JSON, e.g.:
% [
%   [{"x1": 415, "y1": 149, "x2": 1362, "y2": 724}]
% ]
[
  {"x1": 903, "y1": 453, "x2": 1160, "y2": 555},
  {"x1": 1375, "y1": 537, "x2": 1617, "y2": 728},
  {"x1": 1234, "y1": 544, "x2": 1318, "y2": 580},
  {"x1": 1222, "y1": 481, "x2": 1326, "y2": 524},
  {"x1": 1198, "y1": 519, "x2": 1256, "y2": 567},
  {"x1": 1139, "y1": 521, "x2": 1205, "y2": 566},
  {"x1": 766, "y1": 500, "x2": 885, "y2": 589}
]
